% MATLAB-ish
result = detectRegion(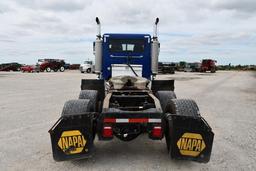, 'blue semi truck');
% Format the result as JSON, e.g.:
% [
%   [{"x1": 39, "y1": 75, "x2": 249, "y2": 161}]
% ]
[{"x1": 49, "y1": 18, "x2": 214, "y2": 163}]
